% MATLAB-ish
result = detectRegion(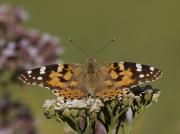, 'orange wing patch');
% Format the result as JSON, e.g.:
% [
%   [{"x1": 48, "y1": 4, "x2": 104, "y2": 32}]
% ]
[
  {"x1": 114, "y1": 68, "x2": 134, "y2": 87},
  {"x1": 63, "y1": 71, "x2": 73, "y2": 80},
  {"x1": 47, "y1": 64, "x2": 73, "y2": 88},
  {"x1": 109, "y1": 63, "x2": 135, "y2": 88},
  {"x1": 109, "y1": 70, "x2": 119, "y2": 79},
  {"x1": 108, "y1": 62, "x2": 162, "y2": 90},
  {"x1": 47, "y1": 71, "x2": 65, "y2": 88},
  {"x1": 70, "y1": 81, "x2": 78, "y2": 87},
  {"x1": 114, "y1": 76, "x2": 134, "y2": 87}
]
